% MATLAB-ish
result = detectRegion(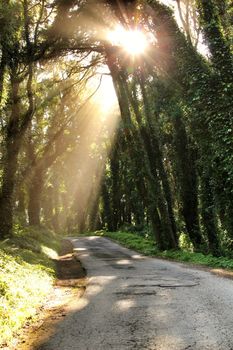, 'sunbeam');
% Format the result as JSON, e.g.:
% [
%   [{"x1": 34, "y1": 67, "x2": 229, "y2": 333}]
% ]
[
  {"x1": 91, "y1": 73, "x2": 119, "y2": 114},
  {"x1": 64, "y1": 68, "x2": 120, "y2": 232}
]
